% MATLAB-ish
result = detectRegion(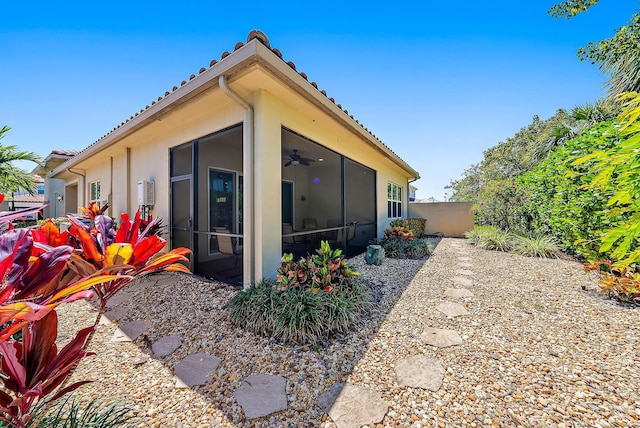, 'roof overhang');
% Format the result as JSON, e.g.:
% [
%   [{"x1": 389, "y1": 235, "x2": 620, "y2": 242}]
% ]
[{"x1": 51, "y1": 36, "x2": 419, "y2": 180}]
